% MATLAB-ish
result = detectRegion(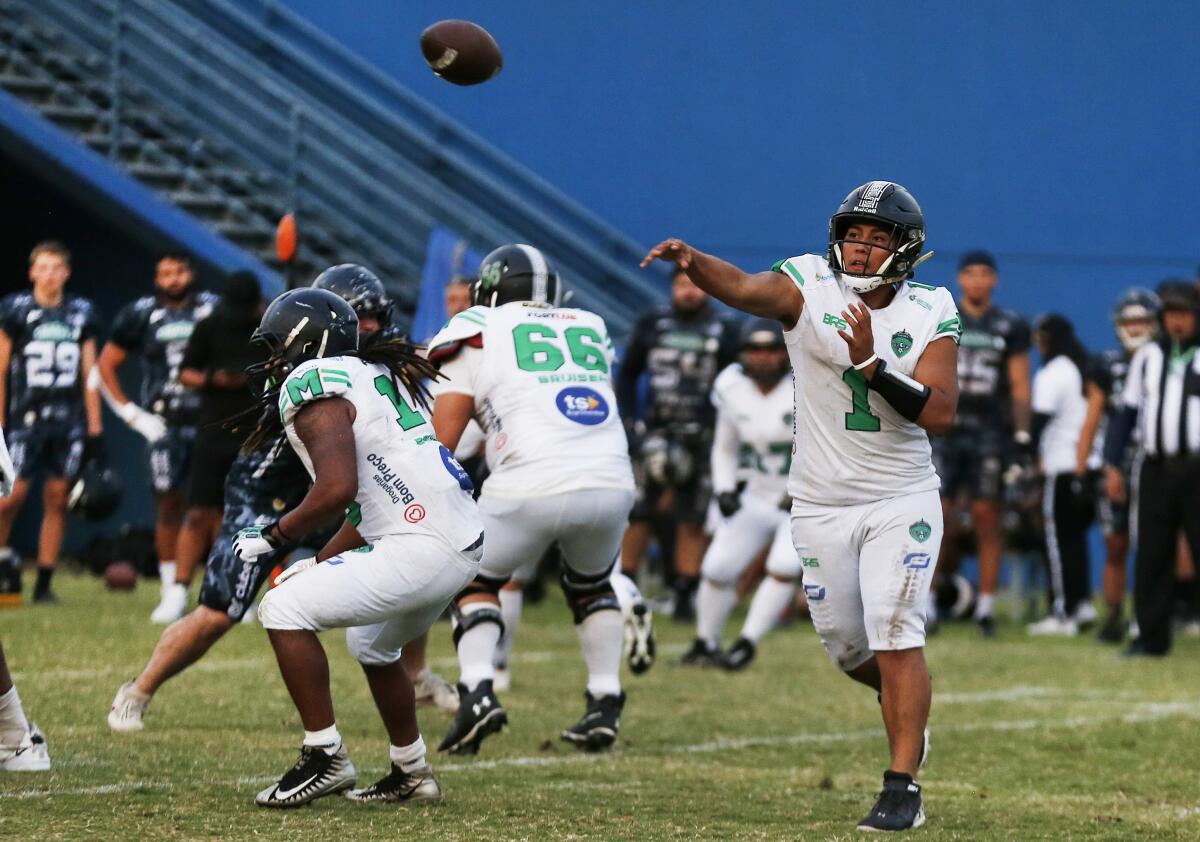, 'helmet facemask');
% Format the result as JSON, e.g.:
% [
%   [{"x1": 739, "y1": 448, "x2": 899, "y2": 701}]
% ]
[
  {"x1": 829, "y1": 215, "x2": 925, "y2": 293},
  {"x1": 1114, "y1": 310, "x2": 1157, "y2": 352}
]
